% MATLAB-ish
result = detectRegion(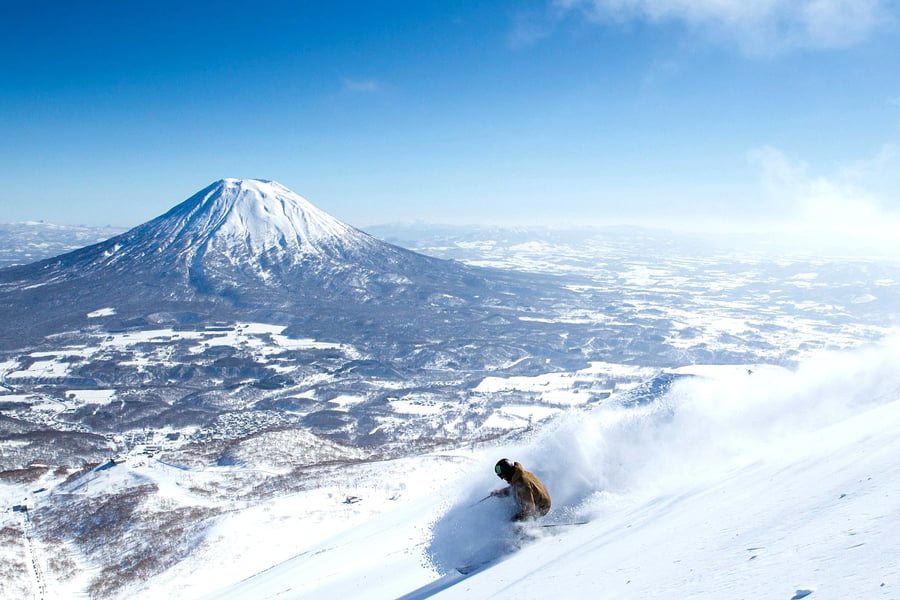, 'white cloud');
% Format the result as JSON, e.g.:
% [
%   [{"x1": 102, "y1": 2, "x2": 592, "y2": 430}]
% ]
[
  {"x1": 748, "y1": 145, "x2": 900, "y2": 243},
  {"x1": 509, "y1": 9, "x2": 559, "y2": 48},
  {"x1": 555, "y1": 0, "x2": 895, "y2": 54},
  {"x1": 342, "y1": 78, "x2": 380, "y2": 93},
  {"x1": 835, "y1": 143, "x2": 898, "y2": 180}
]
